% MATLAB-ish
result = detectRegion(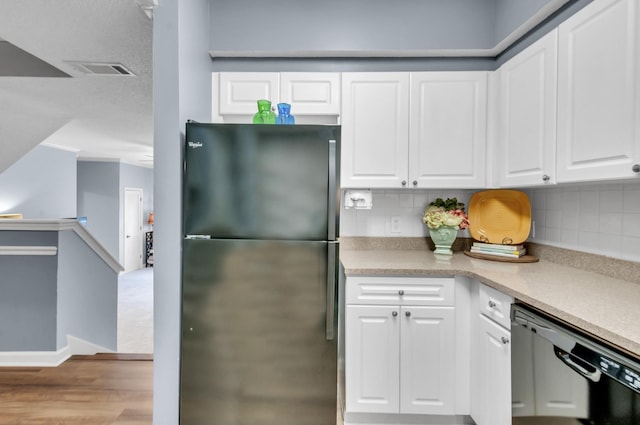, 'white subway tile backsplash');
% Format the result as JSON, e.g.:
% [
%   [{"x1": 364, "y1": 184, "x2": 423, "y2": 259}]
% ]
[
  {"x1": 561, "y1": 229, "x2": 578, "y2": 246},
  {"x1": 621, "y1": 236, "x2": 640, "y2": 262},
  {"x1": 340, "y1": 182, "x2": 640, "y2": 263},
  {"x1": 599, "y1": 190, "x2": 624, "y2": 213},
  {"x1": 577, "y1": 231, "x2": 599, "y2": 251},
  {"x1": 546, "y1": 209, "x2": 562, "y2": 229},
  {"x1": 578, "y1": 191, "x2": 599, "y2": 211},
  {"x1": 599, "y1": 213, "x2": 623, "y2": 235},
  {"x1": 598, "y1": 233, "x2": 622, "y2": 257},
  {"x1": 623, "y1": 190, "x2": 640, "y2": 213},
  {"x1": 578, "y1": 211, "x2": 599, "y2": 231},
  {"x1": 623, "y1": 213, "x2": 640, "y2": 238},
  {"x1": 561, "y1": 191, "x2": 579, "y2": 230},
  {"x1": 546, "y1": 191, "x2": 562, "y2": 211}
]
